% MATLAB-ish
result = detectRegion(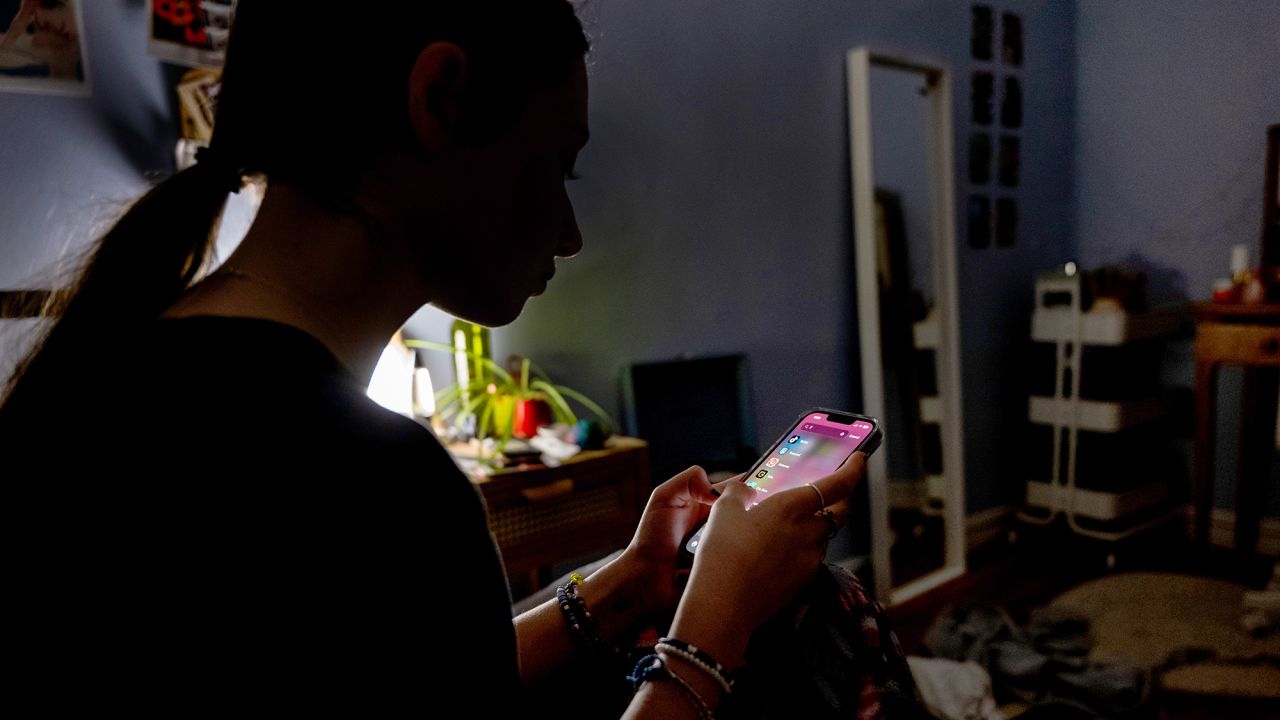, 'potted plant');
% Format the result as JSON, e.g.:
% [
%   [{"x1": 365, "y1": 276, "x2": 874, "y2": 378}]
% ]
[{"x1": 404, "y1": 339, "x2": 614, "y2": 456}]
